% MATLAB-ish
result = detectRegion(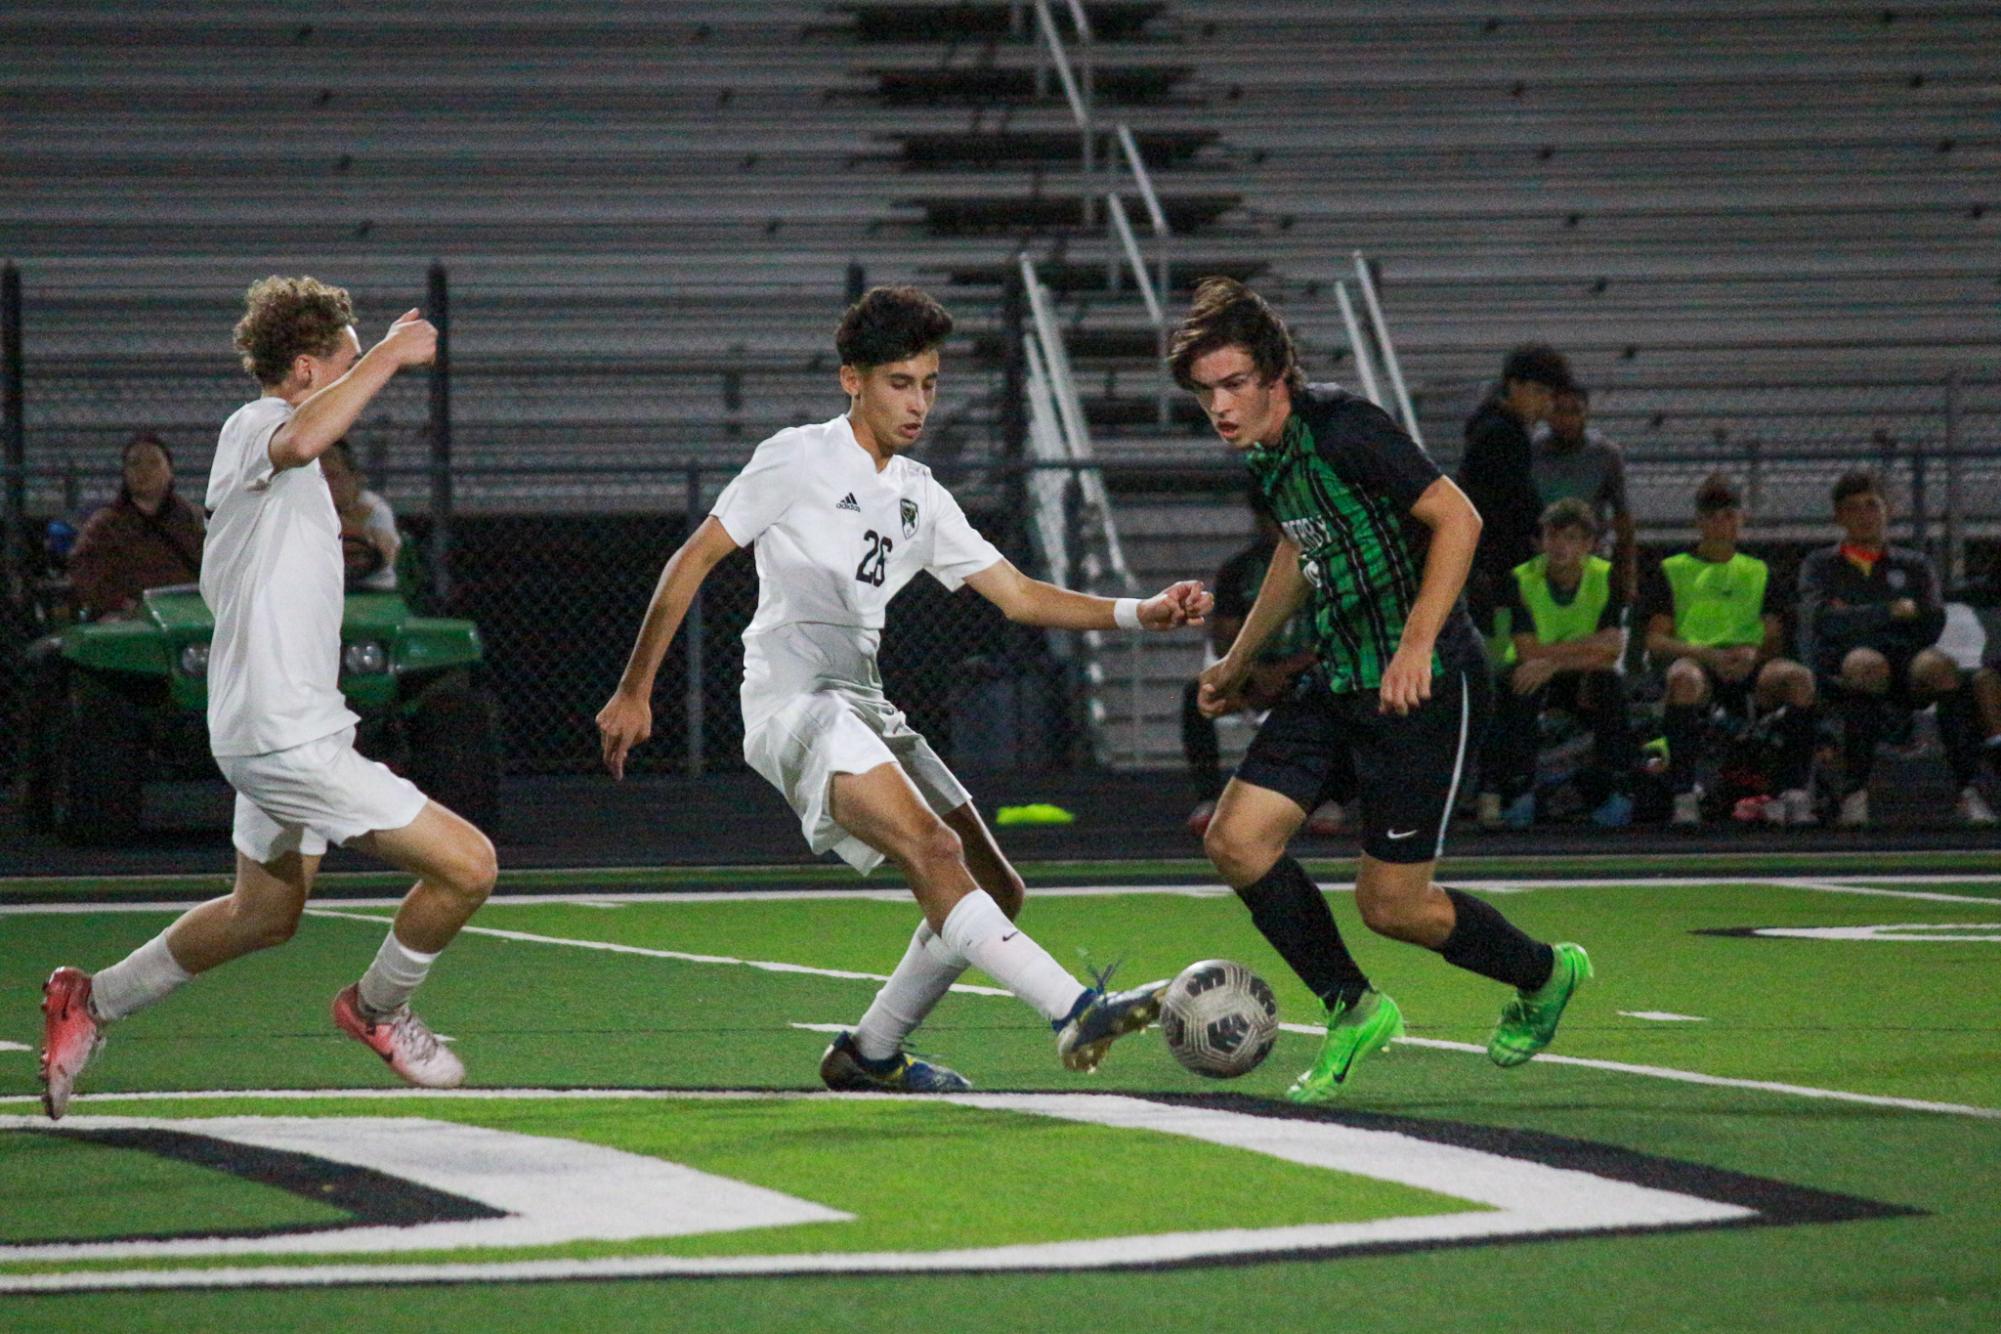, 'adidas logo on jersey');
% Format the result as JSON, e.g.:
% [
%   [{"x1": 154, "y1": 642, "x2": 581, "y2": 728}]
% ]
[{"x1": 836, "y1": 493, "x2": 861, "y2": 513}]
